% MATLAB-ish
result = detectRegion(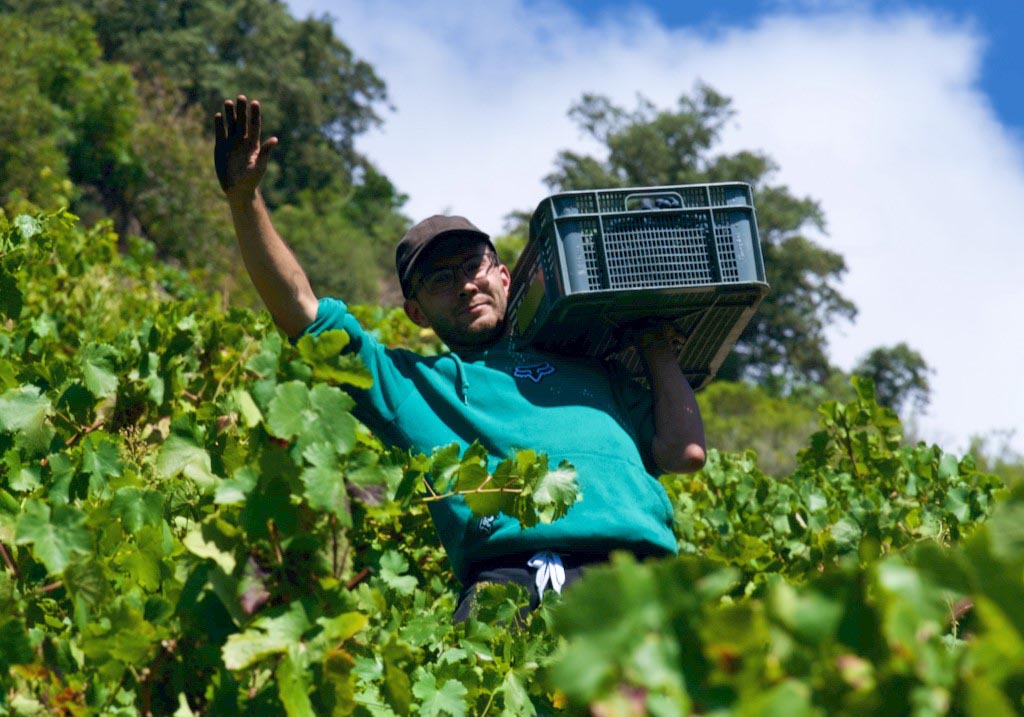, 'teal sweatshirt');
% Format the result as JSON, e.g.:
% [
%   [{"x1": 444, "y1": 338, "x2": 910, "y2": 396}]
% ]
[{"x1": 303, "y1": 298, "x2": 677, "y2": 582}]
